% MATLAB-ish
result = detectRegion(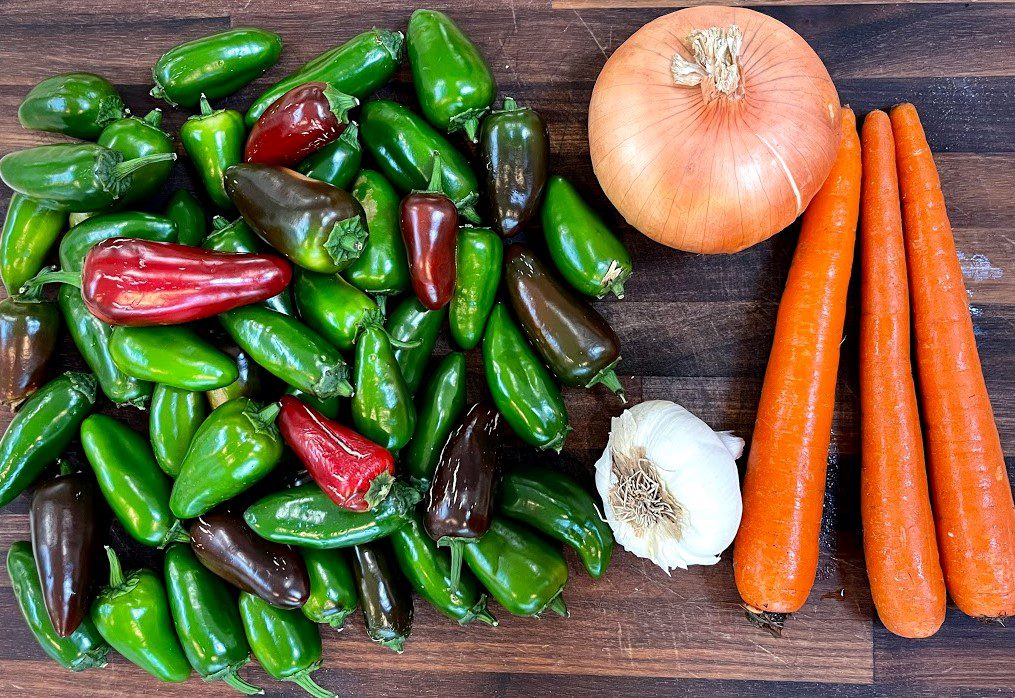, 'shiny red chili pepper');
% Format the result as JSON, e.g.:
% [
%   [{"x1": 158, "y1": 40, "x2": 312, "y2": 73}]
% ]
[
  {"x1": 278, "y1": 395, "x2": 395, "y2": 512},
  {"x1": 399, "y1": 153, "x2": 458, "y2": 310},
  {"x1": 244, "y1": 81, "x2": 358, "y2": 168}
]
